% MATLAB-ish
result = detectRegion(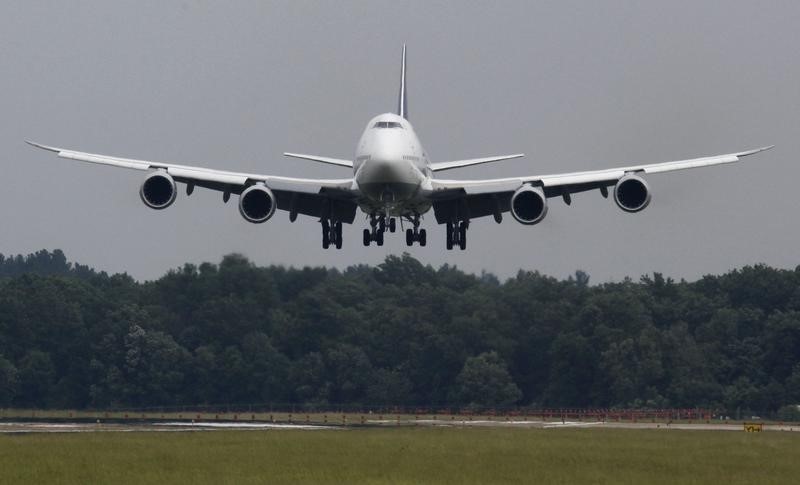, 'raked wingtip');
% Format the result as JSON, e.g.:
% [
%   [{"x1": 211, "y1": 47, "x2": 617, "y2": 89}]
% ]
[
  {"x1": 738, "y1": 145, "x2": 775, "y2": 157},
  {"x1": 25, "y1": 140, "x2": 61, "y2": 153}
]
